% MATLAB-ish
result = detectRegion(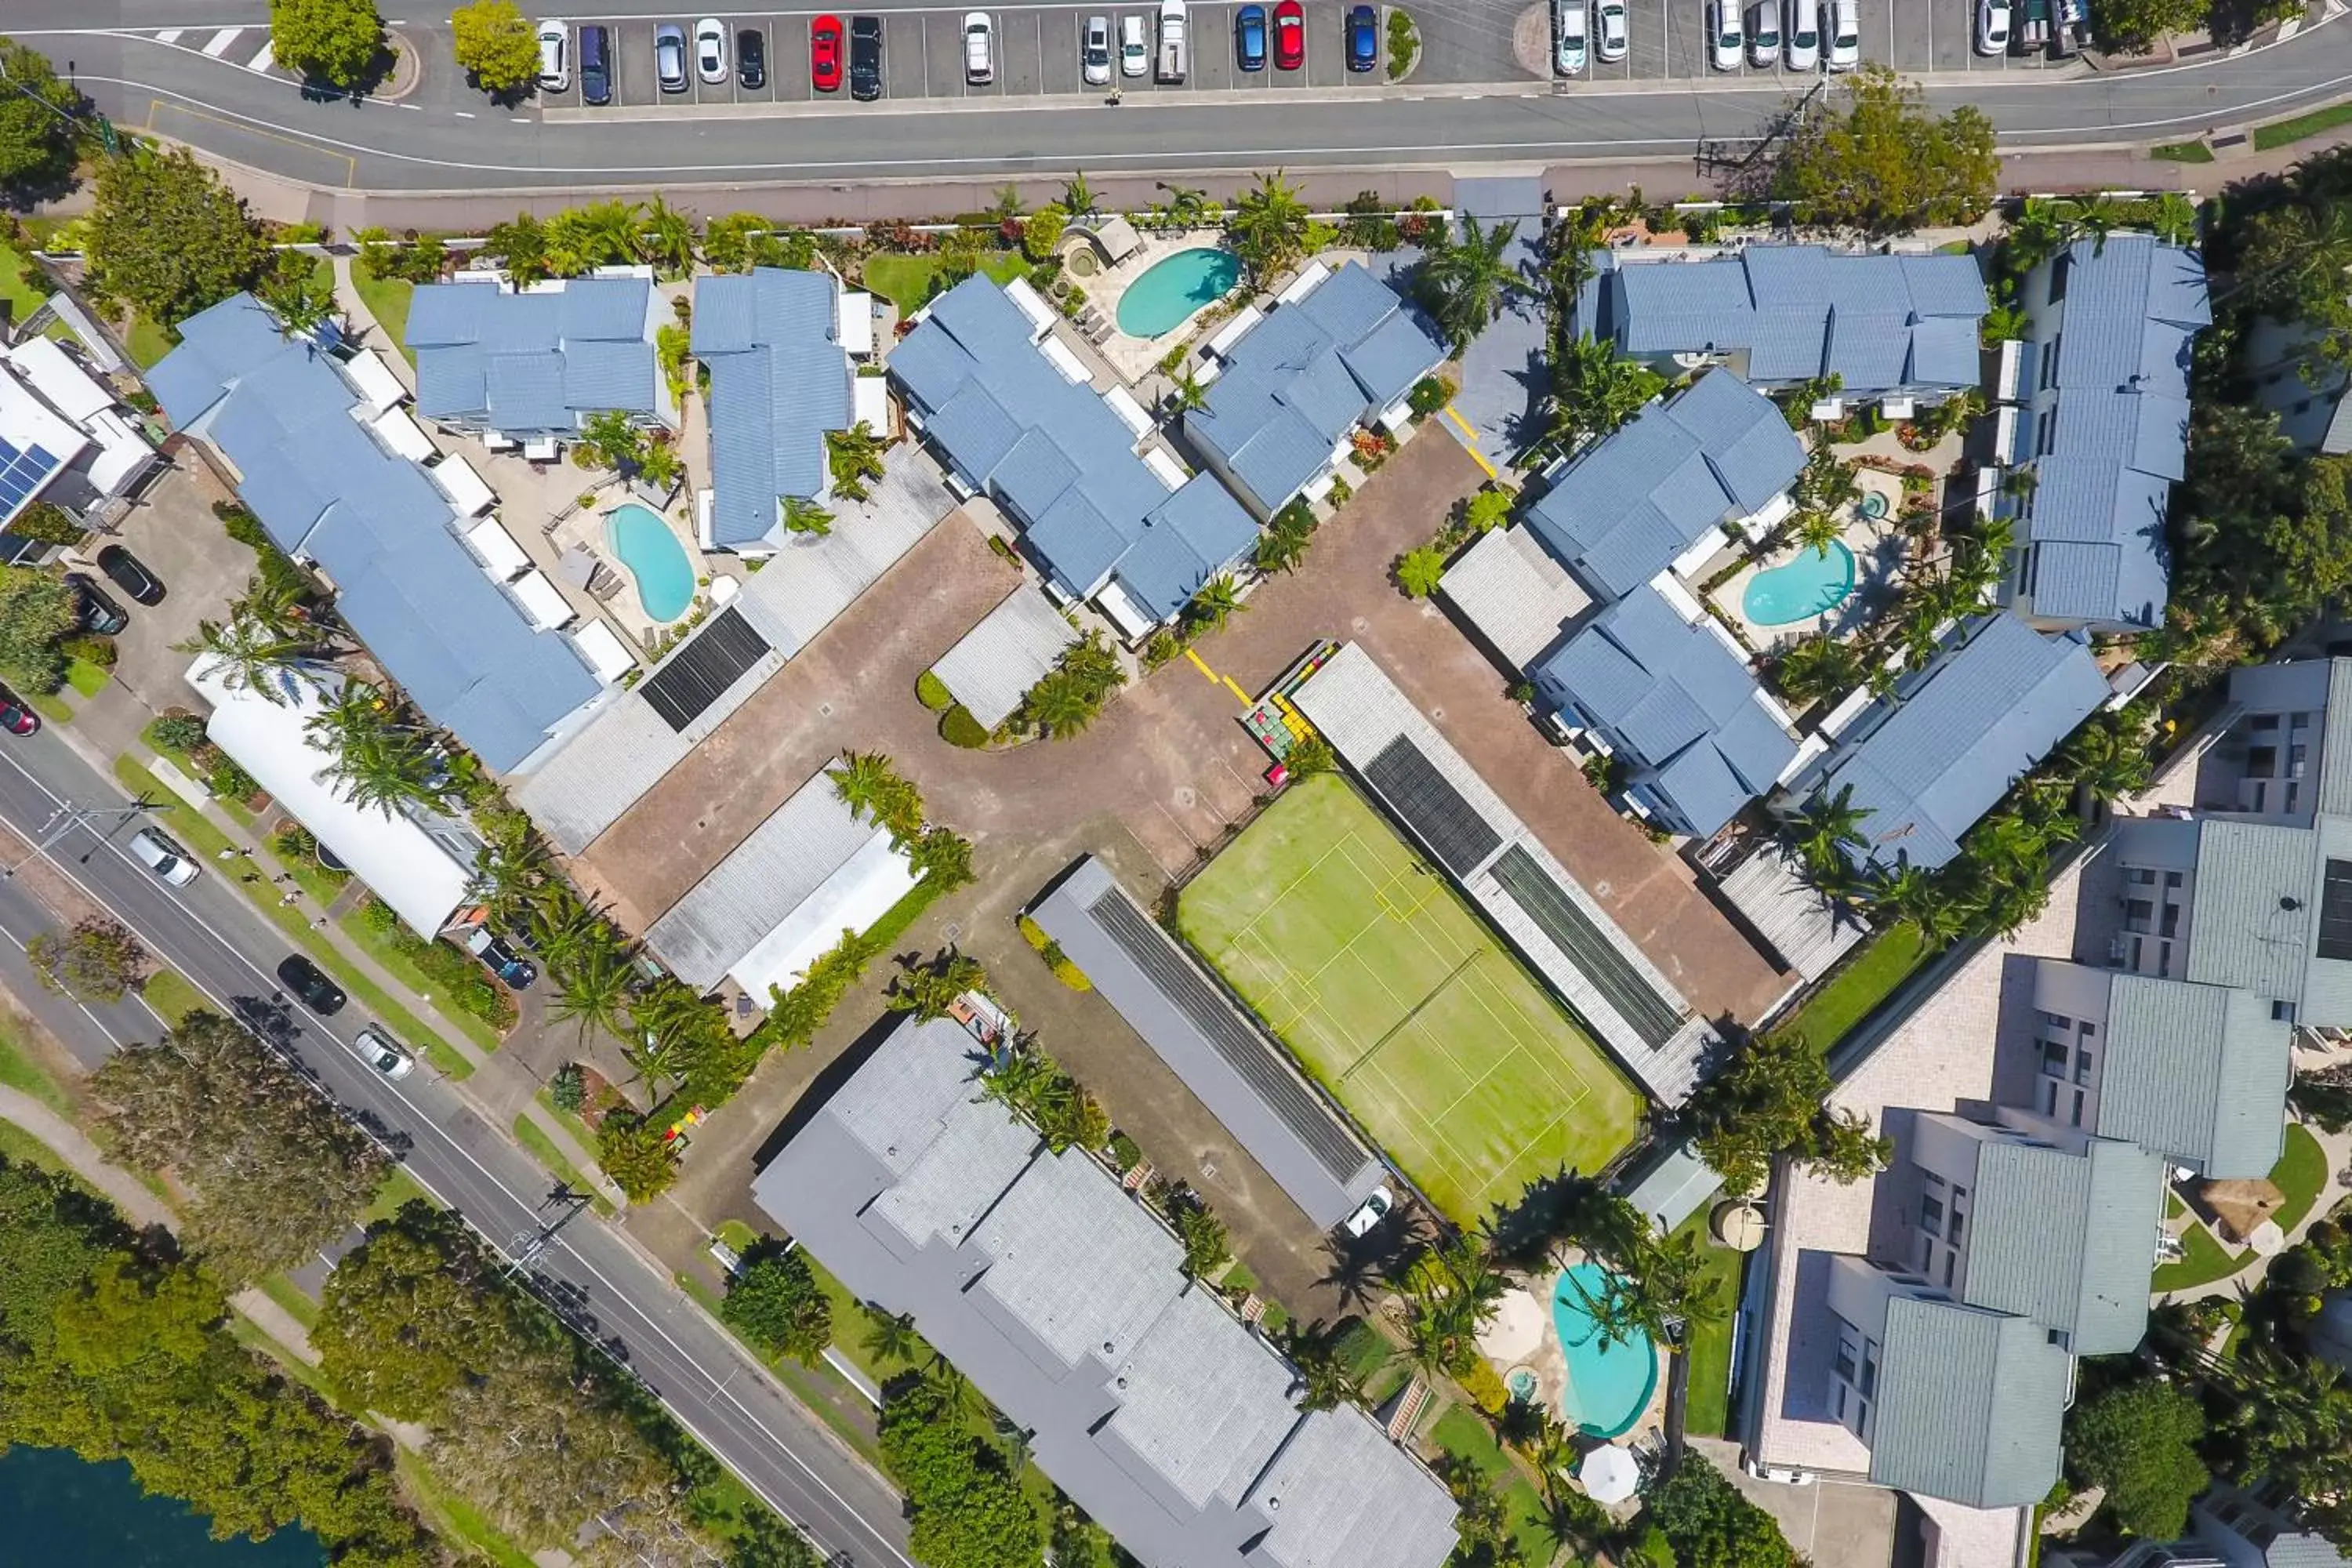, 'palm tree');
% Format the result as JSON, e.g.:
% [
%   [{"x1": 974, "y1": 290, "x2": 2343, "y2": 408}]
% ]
[
  {"x1": 227, "y1": 570, "x2": 314, "y2": 641},
  {"x1": 1279, "y1": 1320, "x2": 1363, "y2": 1412},
  {"x1": 1185, "y1": 573, "x2": 1243, "y2": 633},
  {"x1": 636, "y1": 437, "x2": 684, "y2": 492},
  {"x1": 1416, "y1": 213, "x2": 1522, "y2": 356},
  {"x1": 263, "y1": 261, "x2": 338, "y2": 341},
  {"x1": 173, "y1": 615, "x2": 314, "y2": 706},
  {"x1": 1020, "y1": 670, "x2": 1101, "y2": 738},
  {"x1": 782, "y1": 495, "x2": 833, "y2": 538},
  {"x1": 829, "y1": 751, "x2": 898, "y2": 825},
  {"x1": 826, "y1": 422, "x2": 888, "y2": 502},
  {"x1": 886, "y1": 949, "x2": 987, "y2": 1022},
  {"x1": 1548, "y1": 335, "x2": 1661, "y2": 450},
  {"x1": 862, "y1": 1304, "x2": 920, "y2": 1368},
  {"x1": 547, "y1": 927, "x2": 636, "y2": 1044},
  {"x1": 1791, "y1": 783, "x2": 1872, "y2": 878},
  {"x1": 304, "y1": 678, "x2": 399, "y2": 756},
  {"x1": 1254, "y1": 527, "x2": 1308, "y2": 576},
  {"x1": 1062, "y1": 171, "x2": 1097, "y2": 217},
  {"x1": 637, "y1": 196, "x2": 697, "y2": 278},
  {"x1": 1162, "y1": 368, "x2": 1209, "y2": 426},
  {"x1": 1793, "y1": 509, "x2": 1844, "y2": 558},
  {"x1": 1228, "y1": 170, "x2": 1311, "y2": 284},
  {"x1": 2058, "y1": 713, "x2": 2152, "y2": 805},
  {"x1": 575, "y1": 409, "x2": 644, "y2": 473},
  {"x1": 316, "y1": 727, "x2": 441, "y2": 818},
  {"x1": 1772, "y1": 634, "x2": 1861, "y2": 709},
  {"x1": 621, "y1": 1027, "x2": 681, "y2": 1098}
]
